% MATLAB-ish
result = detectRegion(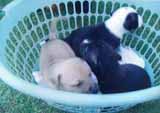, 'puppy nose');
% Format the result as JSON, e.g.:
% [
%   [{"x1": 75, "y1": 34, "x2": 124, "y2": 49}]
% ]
[{"x1": 89, "y1": 85, "x2": 99, "y2": 94}]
